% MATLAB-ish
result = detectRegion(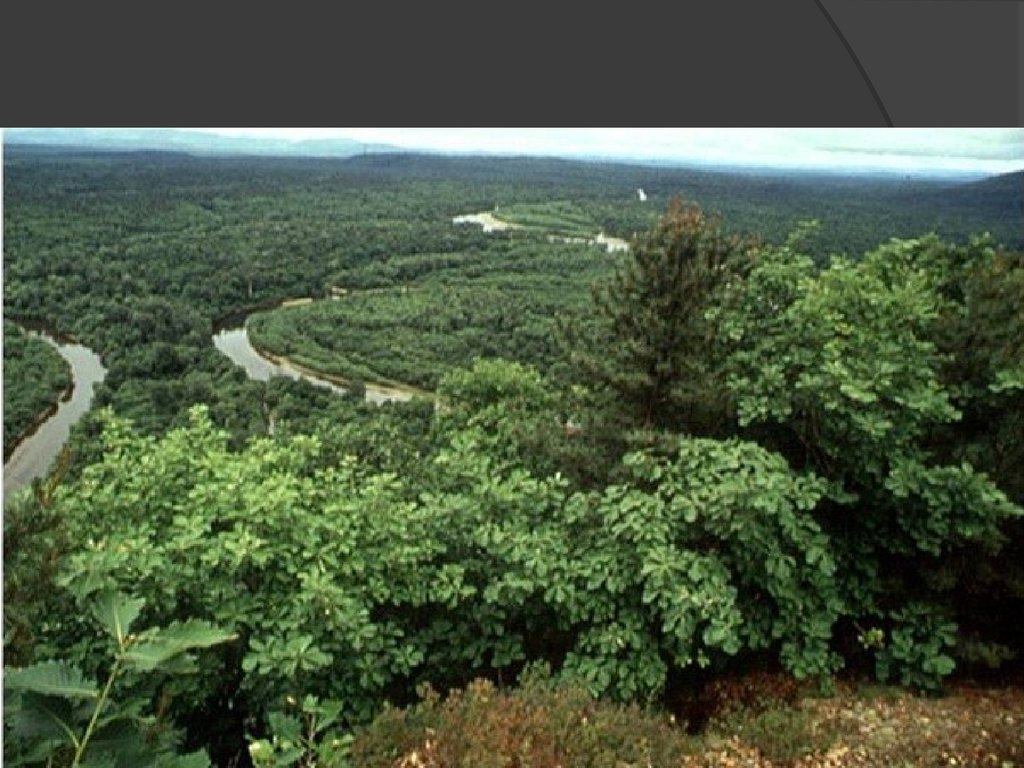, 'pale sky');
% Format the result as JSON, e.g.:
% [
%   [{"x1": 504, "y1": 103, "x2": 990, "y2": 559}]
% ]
[{"x1": 197, "y1": 128, "x2": 1024, "y2": 175}]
